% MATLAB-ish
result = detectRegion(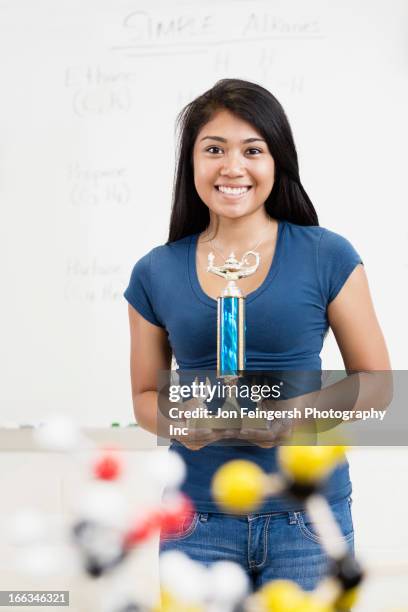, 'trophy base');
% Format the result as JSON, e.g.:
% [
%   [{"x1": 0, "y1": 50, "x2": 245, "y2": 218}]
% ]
[
  {"x1": 241, "y1": 415, "x2": 269, "y2": 430},
  {"x1": 186, "y1": 415, "x2": 269, "y2": 431}
]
